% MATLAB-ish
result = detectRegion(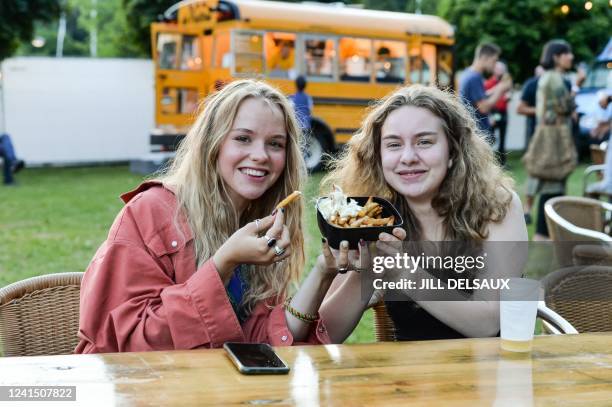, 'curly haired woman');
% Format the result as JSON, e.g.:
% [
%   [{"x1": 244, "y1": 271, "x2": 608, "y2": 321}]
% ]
[{"x1": 318, "y1": 84, "x2": 528, "y2": 342}]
